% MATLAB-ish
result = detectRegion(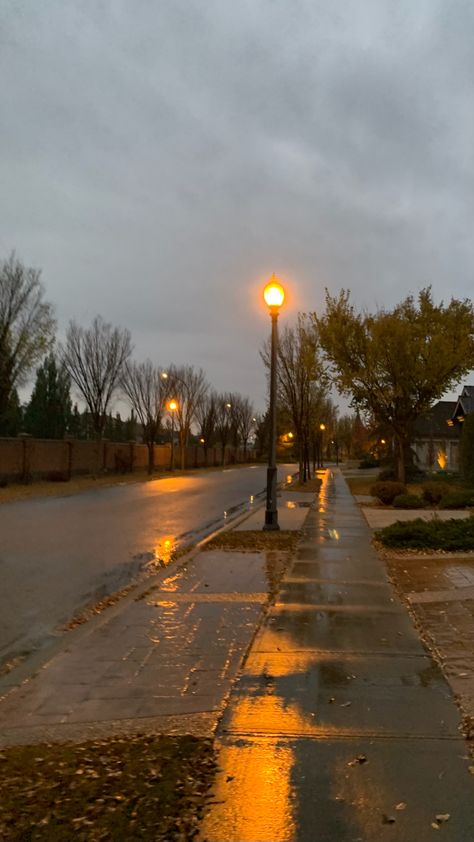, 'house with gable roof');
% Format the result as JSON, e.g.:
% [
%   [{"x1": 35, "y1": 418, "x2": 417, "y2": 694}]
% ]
[
  {"x1": 412, "y1": 385, "x2": 474, "y2": 472},
  {"x1": 450, "y1": 385, "x2": 474, "y2": 426}
]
